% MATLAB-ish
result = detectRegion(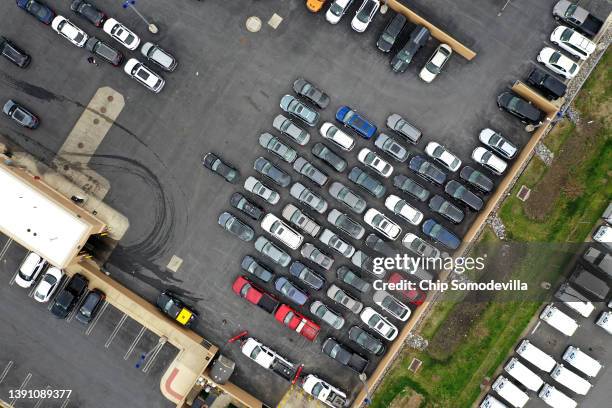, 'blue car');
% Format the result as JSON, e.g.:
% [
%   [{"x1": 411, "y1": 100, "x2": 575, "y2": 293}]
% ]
[
  {"x1": 16, "y1": 0, "x2": 55, "y2": 25},
  {"x1": 336, "y1": 106, "x2": 377, "y2": 139},
  {"x1": 421, "y1": 219, "x2": 460, "y2": 250}
]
